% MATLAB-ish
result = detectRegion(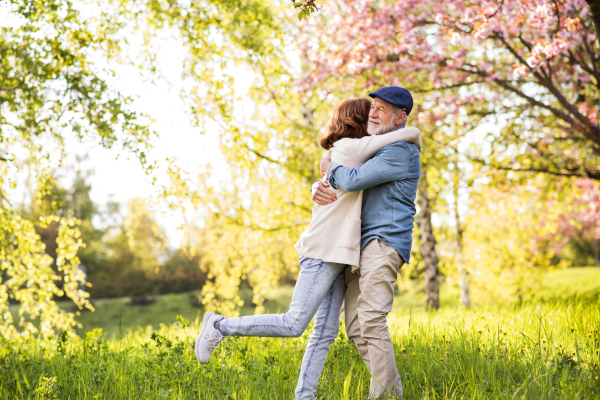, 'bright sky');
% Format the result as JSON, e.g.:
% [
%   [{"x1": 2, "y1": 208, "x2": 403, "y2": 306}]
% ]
[{"x1": 62, "y1": 33, "x2": 234, "y2": 248}]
